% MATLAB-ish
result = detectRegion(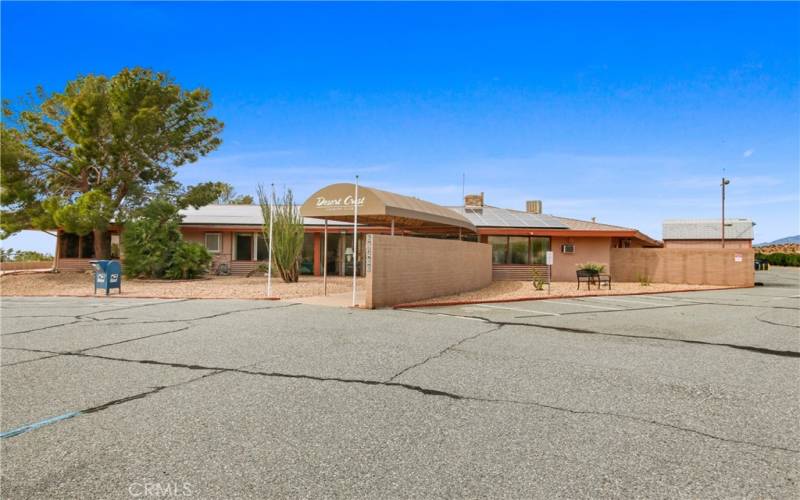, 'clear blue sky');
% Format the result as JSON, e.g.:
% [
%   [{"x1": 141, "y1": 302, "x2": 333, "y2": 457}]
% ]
[{"x1": 2, "y1": 1, "x2": 798, "y2": 253}]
